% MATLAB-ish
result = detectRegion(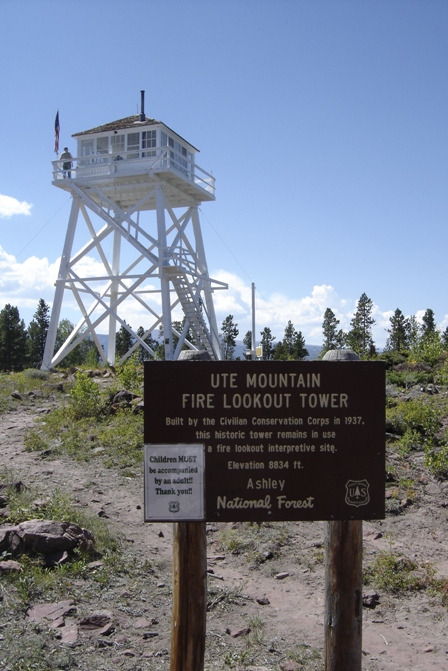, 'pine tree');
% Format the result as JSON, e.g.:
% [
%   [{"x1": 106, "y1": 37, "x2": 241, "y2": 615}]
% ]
[
  {"x1": 293, "y1": 330, "x2": 309, "y2": 360},
  {"x1": 422, "y1": 309, "x2": 436, "y2": 338},
  {"x1": 406, "y1": 315, "x2": 420, "y2": 348},
  {"x1": 243, "y1": 330, "x2": 252, "y2": 360},
  {"x1": 346, "y1": 293, "x2": 376, "y2": 357},
  {"x1": 259, "y1": 327, "x2": 276, "y2": 360},
  {"x1": 385, "y1": 308, "x2": 409, "y2": 352},
  {"x1": 27, "y1": 298, "x2": 50, "y2": 368},
  {"x1": 171, "y1": 320, "x2": 182, "y2": 353},
  {"x1": 273, "y1": 321, "x2": 308, "y2": 360},
  {"x1": 136, "y1": 326, "x2": 161, "y2": 361},
  {"x1": 321, "y1": 308, "x2": 345, "y2": 356},
  {"x1": 171, "y1": 317, "x2": 196, "y2": 354},
  {"x1": 54, "y1": 318, "x2": 93, "y2": 367},
  {"x1": 155, "y1": 325, "x2": 167, "y2": 360},
  {"x1": 136, "y1": 326, "x2": 147, "y2": 362},
  {"x1": 115, "y1": 322, "x2": 134, "y2": 360},
  {"x1": 0, "y1": 304, "x2": 28, "y2": 372},
  {"x1": 272, "y1": 340, "x2": 288, "y2": 360},
  {"x1": 220, "y1": 315, "x2": 239, "y2": 360},
  {"x1": 442, "y1": 326, "x2": 448, "y2": 349},
  {"x1": 84, "y1": 342, "x2": 100, "y2": 367},
  {"x1": 283, "y1": 321, "x2": 296, "y2": 357}
]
